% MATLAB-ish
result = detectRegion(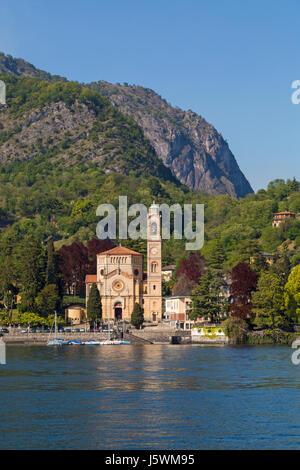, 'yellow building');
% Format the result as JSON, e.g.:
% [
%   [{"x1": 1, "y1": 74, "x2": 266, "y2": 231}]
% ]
[
  {"x1": 272, "y1": 211, "x2": 296, "y2": 227},
  {"x1": 65, "y1": 305, "x2": 87, "y2": 325},
  {"x1": 85, "y1": 204, "x2": 162, "y2": 322}
]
